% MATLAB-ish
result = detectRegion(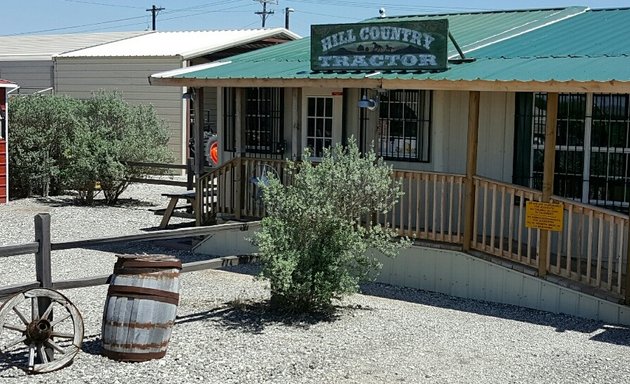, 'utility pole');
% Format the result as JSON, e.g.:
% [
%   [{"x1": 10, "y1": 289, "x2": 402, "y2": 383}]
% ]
[
  {"x1": 285, "y1": 7, "x2": 294, "y2": 29},
  {"x1": 146, "y1": 5, "x2": 165, "y2": 31},
  {"x1": 254, "y1": 0, "x2": 276, "y2": 28}
]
